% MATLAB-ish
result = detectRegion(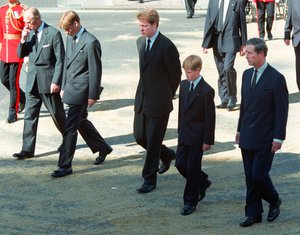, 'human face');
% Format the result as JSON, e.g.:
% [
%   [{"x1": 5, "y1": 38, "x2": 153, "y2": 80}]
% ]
[
  {"x1": 23, "y1": 13, "x2": 39, "y2": 30},
  {"x1": 8, "y1": 0, "x2": 18, "y2": 4},
  {"x1": 245, "y1": 45, "x2": 265, "y2": 69},
  {"x1": 138, "y1": 20, "x2": 157, "y2": 38},
  {"x1": 184, "y1": 68, "x2": 200, "y2": 82},
  {"x1": 63, "y1": 21, "x2": 79, "y2": 36}
]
